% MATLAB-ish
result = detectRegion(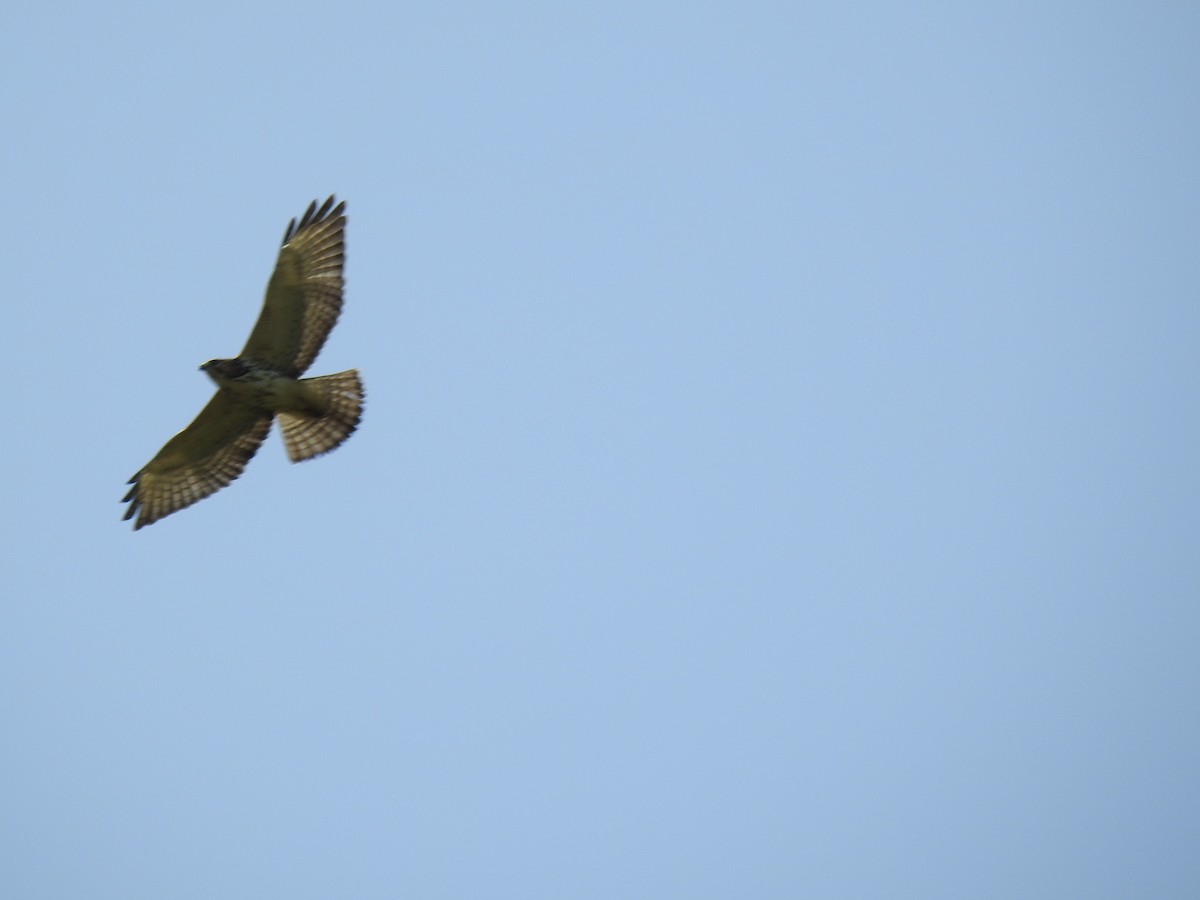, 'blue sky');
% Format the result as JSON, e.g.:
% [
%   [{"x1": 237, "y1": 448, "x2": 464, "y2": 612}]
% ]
[{"x1": 3, "y1": 2, "x2": 1199, "y2": 897}]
